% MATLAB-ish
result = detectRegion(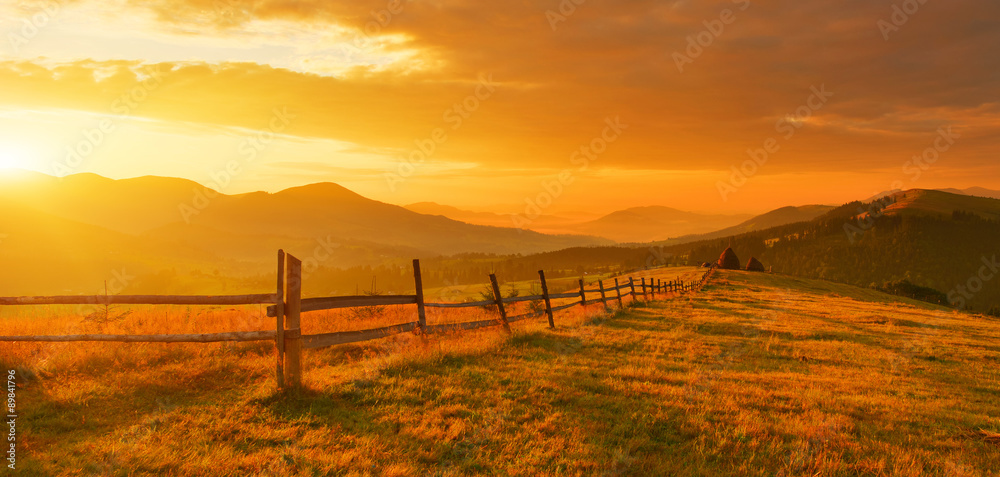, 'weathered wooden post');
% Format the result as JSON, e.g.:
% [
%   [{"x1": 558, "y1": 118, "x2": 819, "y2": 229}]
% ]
[
  {"x1": 629, "y1": 277, "x2": 636, "y2": 298},
  {"x1": 598, "y1": 280, "x2": 609, "y2": 310},
  {"x1": 579, "y1": 278, "x2": 586, "y2": 305},
  {"x1": 641, "y1": 278, "x2": 648, "y2": 299},
  {"x1": 489, "y1": 274, "x2": 511, "y2": 334},
  {"x1": 412, "y1": 259, "x2": 427, "y2": 334},
  {"x1": 275, "y1": 249, "x2": 285, "y2": 388},
  {"x1": 284, "y1": 253, "x2": 303, "y2": 389},
  {"x1": 538, "y1": 270, "x2": 555, "y2": 328},
  {"x1": 614, "y1": 278, "x2": 623, "y2": 307}
]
